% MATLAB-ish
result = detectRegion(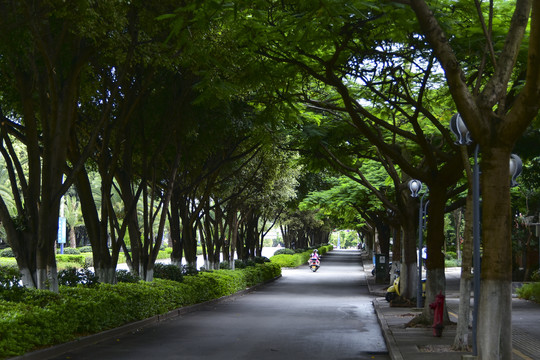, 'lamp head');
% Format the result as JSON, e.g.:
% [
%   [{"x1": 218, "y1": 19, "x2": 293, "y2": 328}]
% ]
[
  {"x1": 449, "y1": 113, "x2": 472, "y2": 145},
  {"x1": 510, "y1": 154, "x2": 522, "y2": 188},
  {"x1": 408, "y1": 179, "x2": 422, "y2": 198}
]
